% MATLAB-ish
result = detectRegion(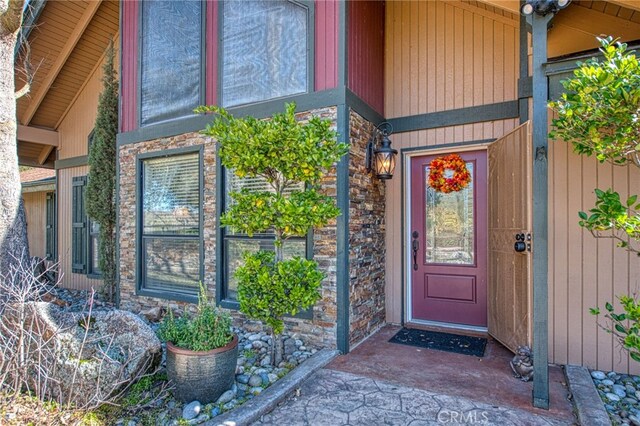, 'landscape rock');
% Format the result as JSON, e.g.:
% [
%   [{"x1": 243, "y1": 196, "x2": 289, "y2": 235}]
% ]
[
  {"x1": 592, "y1": 371, "x2": 607, "y2": 380},
  {"x1": 216, "y1": 390, "x2": 235, "y2": 404},
  {"x1": 248, "y1": 374, "x2": 263, "y2": 387},
  {"x1": 140, "y1": 306, "x2": 164, "y2": 322},
  {"x1": 182, "y1": 401, "x2": 201, "y2": 420},
  {"x1": 14, "y1": 302, "x2": 161, "y2": 407}
]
